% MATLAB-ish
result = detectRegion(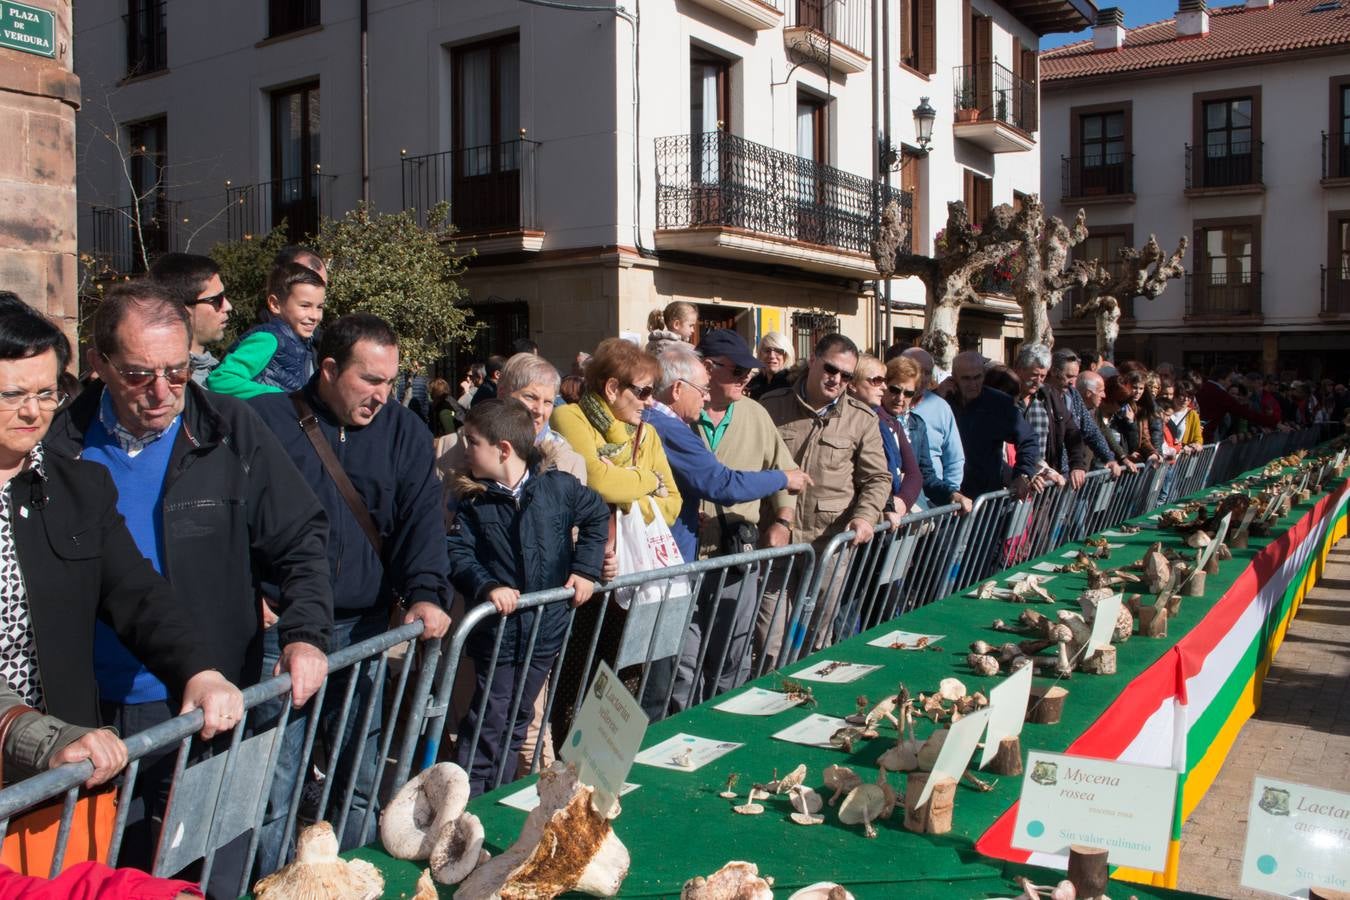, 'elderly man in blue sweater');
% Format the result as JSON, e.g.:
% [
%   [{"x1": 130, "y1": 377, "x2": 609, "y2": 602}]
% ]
[{"x1": 640, "y1": 335, "x2": 809, "y2": 715}]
